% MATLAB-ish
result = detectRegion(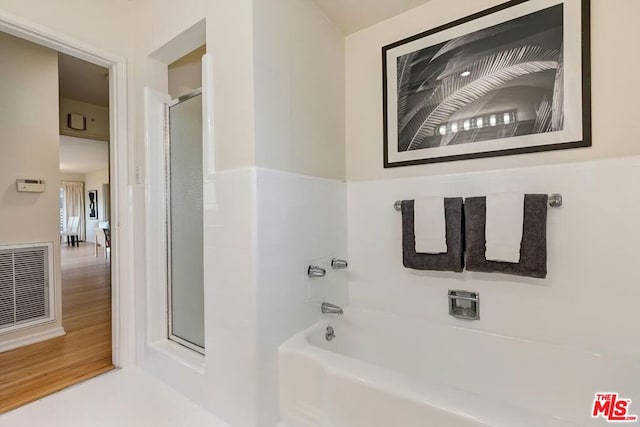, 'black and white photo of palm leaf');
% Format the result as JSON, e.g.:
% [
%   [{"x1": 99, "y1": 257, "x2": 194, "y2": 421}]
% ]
[
  {"x1": 396, "y1": 4, "x2": 564, "y2": 152},
  {"x1": 533, "y1": 95, "x2": 553, "y2": 134}
]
